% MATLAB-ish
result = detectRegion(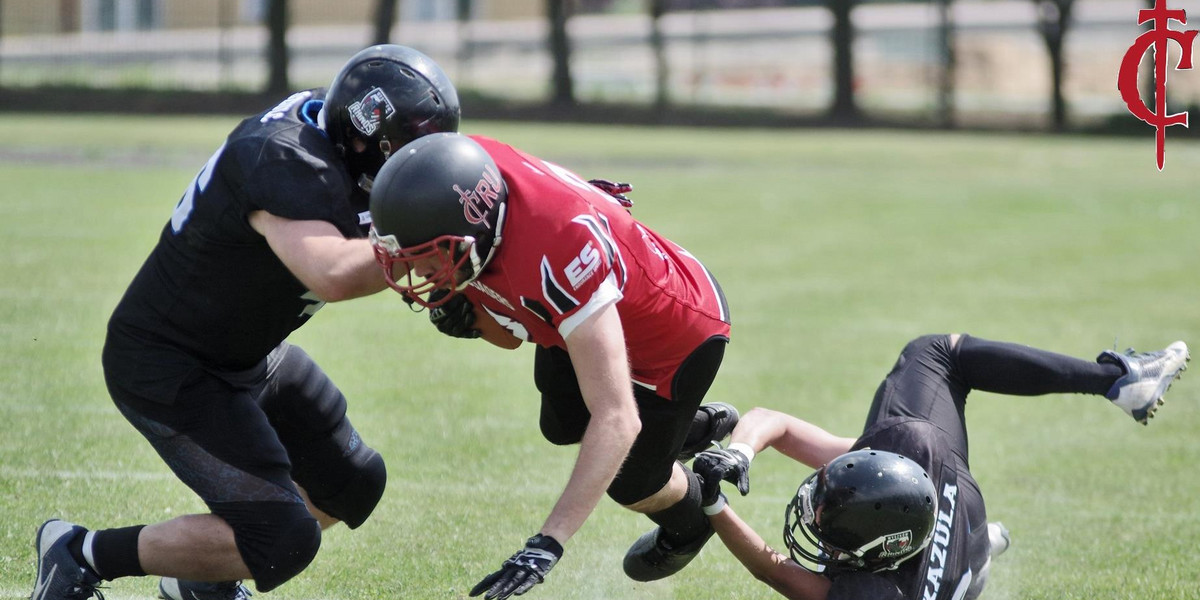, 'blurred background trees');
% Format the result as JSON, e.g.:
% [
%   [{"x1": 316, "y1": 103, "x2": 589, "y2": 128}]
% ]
[{"x1": 0, "y1": 0, "x2": 1183, "y2": 133}]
